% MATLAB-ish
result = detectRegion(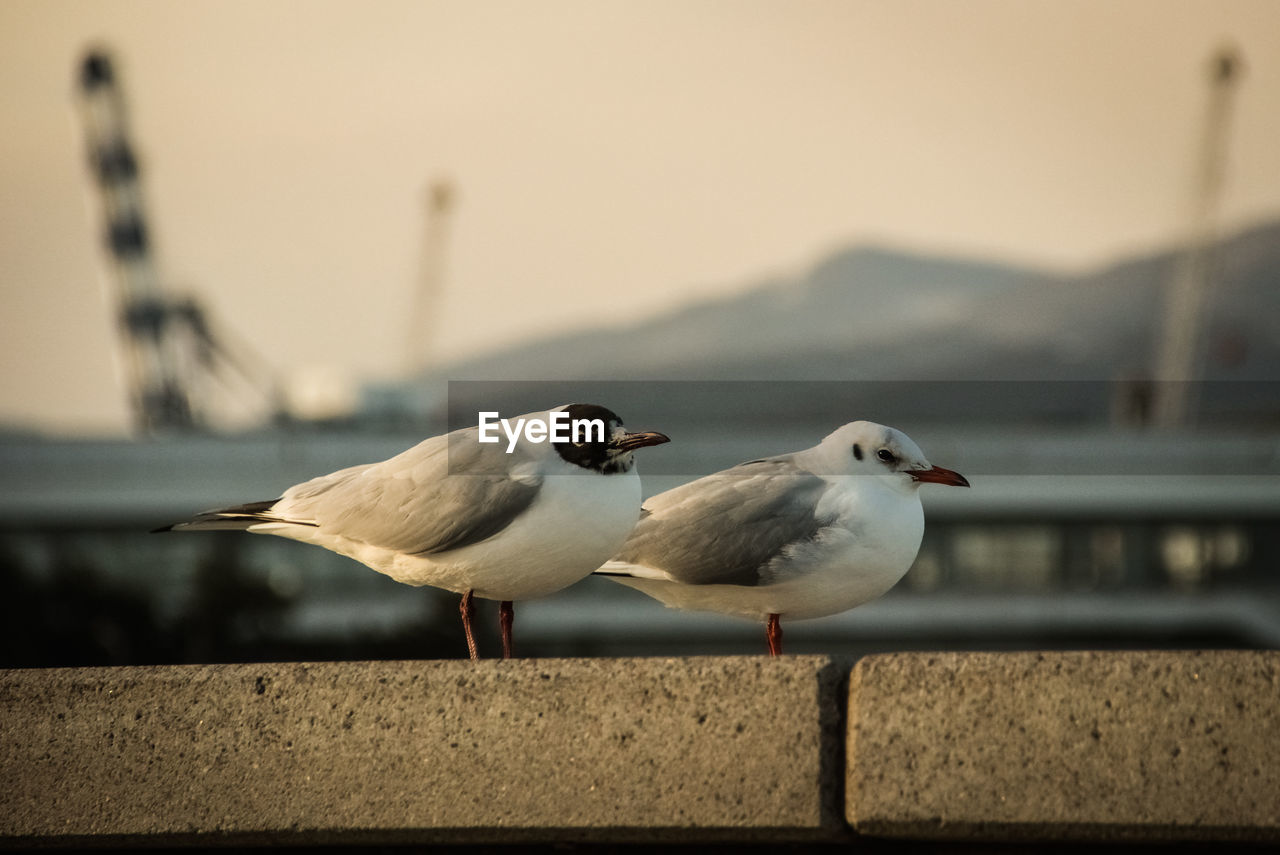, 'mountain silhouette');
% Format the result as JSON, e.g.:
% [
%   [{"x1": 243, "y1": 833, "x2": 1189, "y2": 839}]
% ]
[{"x1": 433, "y1": 219, "x2": 1279, "y2": 387}]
